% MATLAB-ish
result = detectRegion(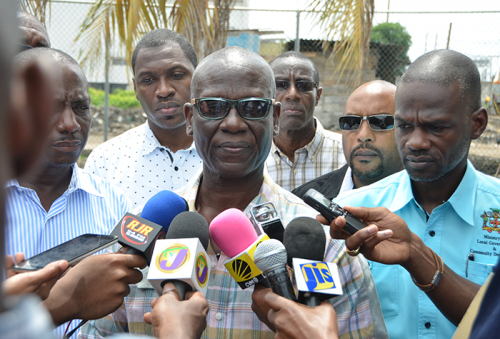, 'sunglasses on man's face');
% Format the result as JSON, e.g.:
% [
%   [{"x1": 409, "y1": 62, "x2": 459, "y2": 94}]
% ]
[
  {"x1": 339, "y1": 115, "x2": 395, "y2": 131},
  {"x1": 275, "y1": 80, "x2": 317, "y2": 93},
  {"x1": 191, "y1": 97, "x2": 275, "y2": 120}
]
